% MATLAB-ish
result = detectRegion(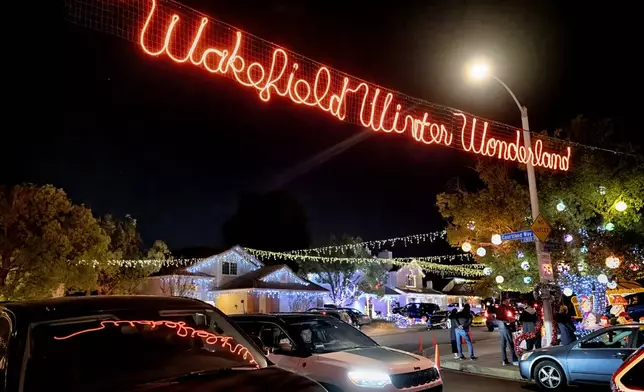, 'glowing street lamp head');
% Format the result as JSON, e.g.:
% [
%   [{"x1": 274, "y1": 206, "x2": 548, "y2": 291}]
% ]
[{"x1": 468, "y1": 62, "x2": 490, "y2": 81}]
